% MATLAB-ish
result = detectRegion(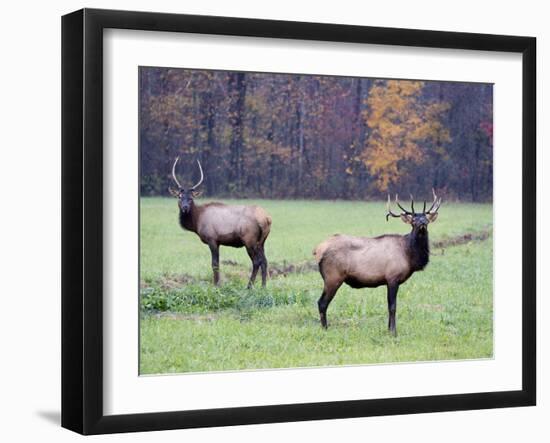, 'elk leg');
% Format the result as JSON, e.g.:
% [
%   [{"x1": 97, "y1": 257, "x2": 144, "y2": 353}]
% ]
[
  {"x1": 387, "y1": 283, "x2": 399, "y2": 336},
  {"x1": 318, "y1": 282, "x2": 342, "y2": 329},
  {"x1": 209, "y1": 244, "x2": 220, "y2": 286},
  {"x1": 259, "y1": 247, "x2": 268, "y2": 288},
  {"x1": 246, "y1": 247, "x2": 261, "y2": 289}
]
